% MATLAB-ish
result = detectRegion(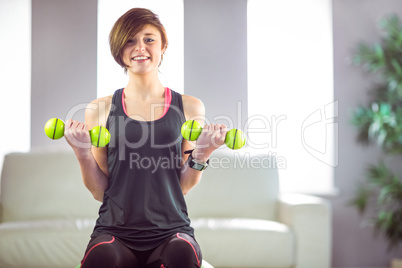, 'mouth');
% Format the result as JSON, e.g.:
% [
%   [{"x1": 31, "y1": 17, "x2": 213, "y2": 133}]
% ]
[{"x1": 132, "y1": 56, "x2": 150, "y2": 61}]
